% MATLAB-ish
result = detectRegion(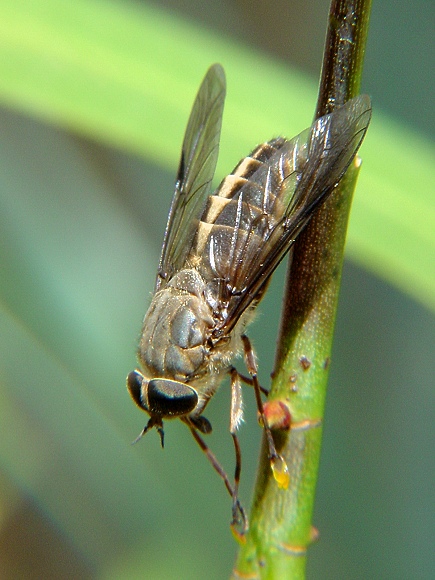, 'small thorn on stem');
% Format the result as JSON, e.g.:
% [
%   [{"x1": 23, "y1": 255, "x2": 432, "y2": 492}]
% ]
[
  {"x1": 309, "y1": 525, "x2": 320, "y2": 544},
  {"x1": 230, "y1": 522, "x2": 247, "y2": 545},
  {"x1": 261, "y1": 399, "x2": 292, "y2": 431}
]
